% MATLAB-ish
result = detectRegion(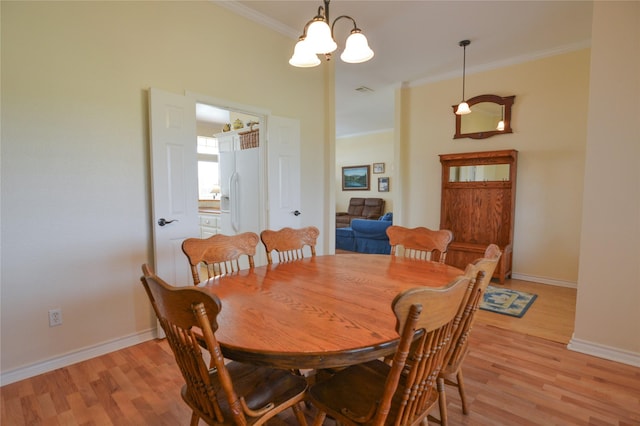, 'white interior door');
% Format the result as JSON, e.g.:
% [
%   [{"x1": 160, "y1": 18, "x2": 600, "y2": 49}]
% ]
[
  {"x1": 267, "y1": 116, "x2": 302, "y2": 231},
  {"x1": 148, "y1": 88, "x2": 199, "y2": 287}
]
